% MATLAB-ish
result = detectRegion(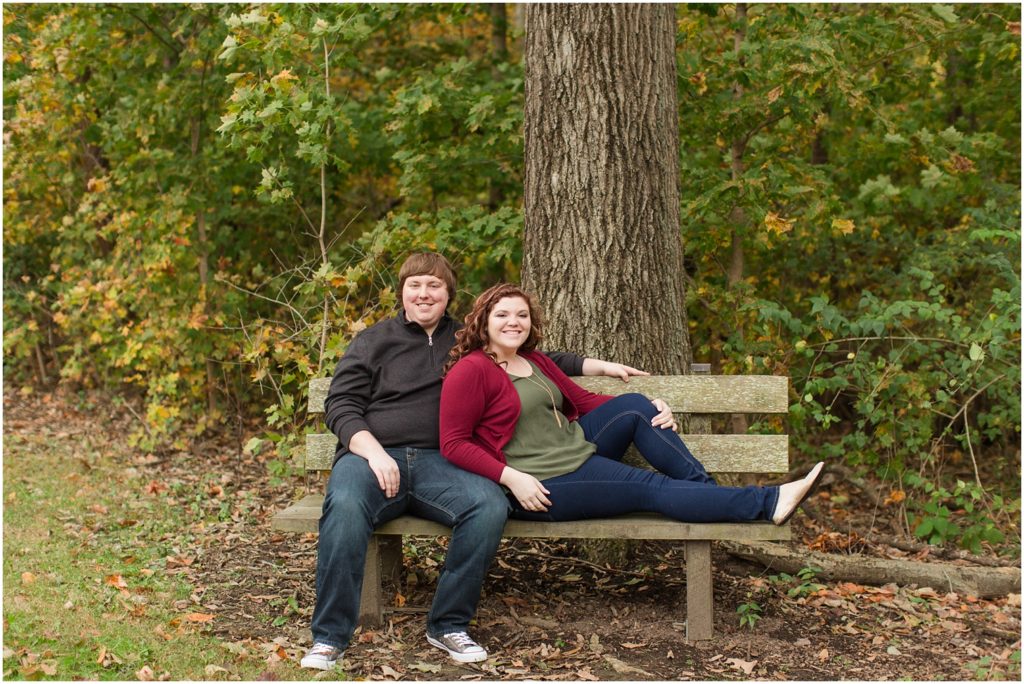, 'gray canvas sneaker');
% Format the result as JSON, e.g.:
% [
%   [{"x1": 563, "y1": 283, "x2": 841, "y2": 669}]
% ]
[
  {"x1": 300, "y1": 642, "x2": 342, "y2": 670},
  {"x1": 426, "y1": 631, "x2": 488, "y2": 663}
]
